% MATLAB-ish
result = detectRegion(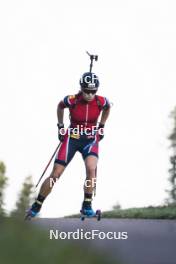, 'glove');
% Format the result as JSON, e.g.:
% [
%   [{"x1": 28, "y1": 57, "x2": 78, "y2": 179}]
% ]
[
  {"x1": 98, "y1": 123, "x2": 105, "y2": 141},
  {"x1": 57, "y1": 123, "x2": 65, "y2": 142}
]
